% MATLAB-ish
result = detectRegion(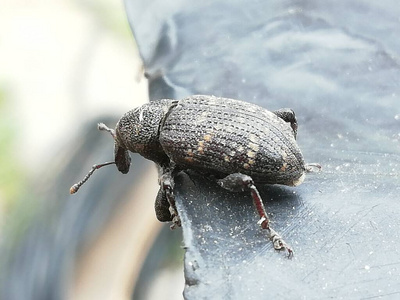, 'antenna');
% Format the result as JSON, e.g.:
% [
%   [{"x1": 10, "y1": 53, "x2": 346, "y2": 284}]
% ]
[
  {"x1": 70, "y1": 123, "x2": 118, "y2": 194},
  {"x1": 70, "y1": 161, "x2": 116, "y2": 194},
  {"x1": 98, "y1": 122, "x2": 116, "y2": 139}
]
